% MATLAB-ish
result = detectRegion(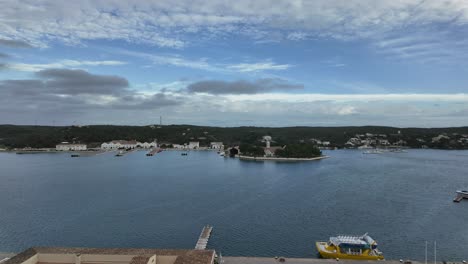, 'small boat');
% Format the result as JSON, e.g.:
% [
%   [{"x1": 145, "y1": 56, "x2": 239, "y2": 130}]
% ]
[
  {"x1": 454, "y1": 190, "x2": 468, "y2": 202},
  {"x1": 71, "y1": 153, "x2": 80, "y2": 157},
  {"x1": 363, "y1": 149, "x2": 383, "y2": 154},
  {"x1": 181, "y1": 152, "x2": 188, "y2": 156},
  {"x1": 115, "y1": 151, "x2": 124, "y2": 157},
  {"x1": 389, "y1": 148, "x2": 407, "y2": 153},
  {"x1": 316, "y1": 233, "x2": 384, "y2": 260}
]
